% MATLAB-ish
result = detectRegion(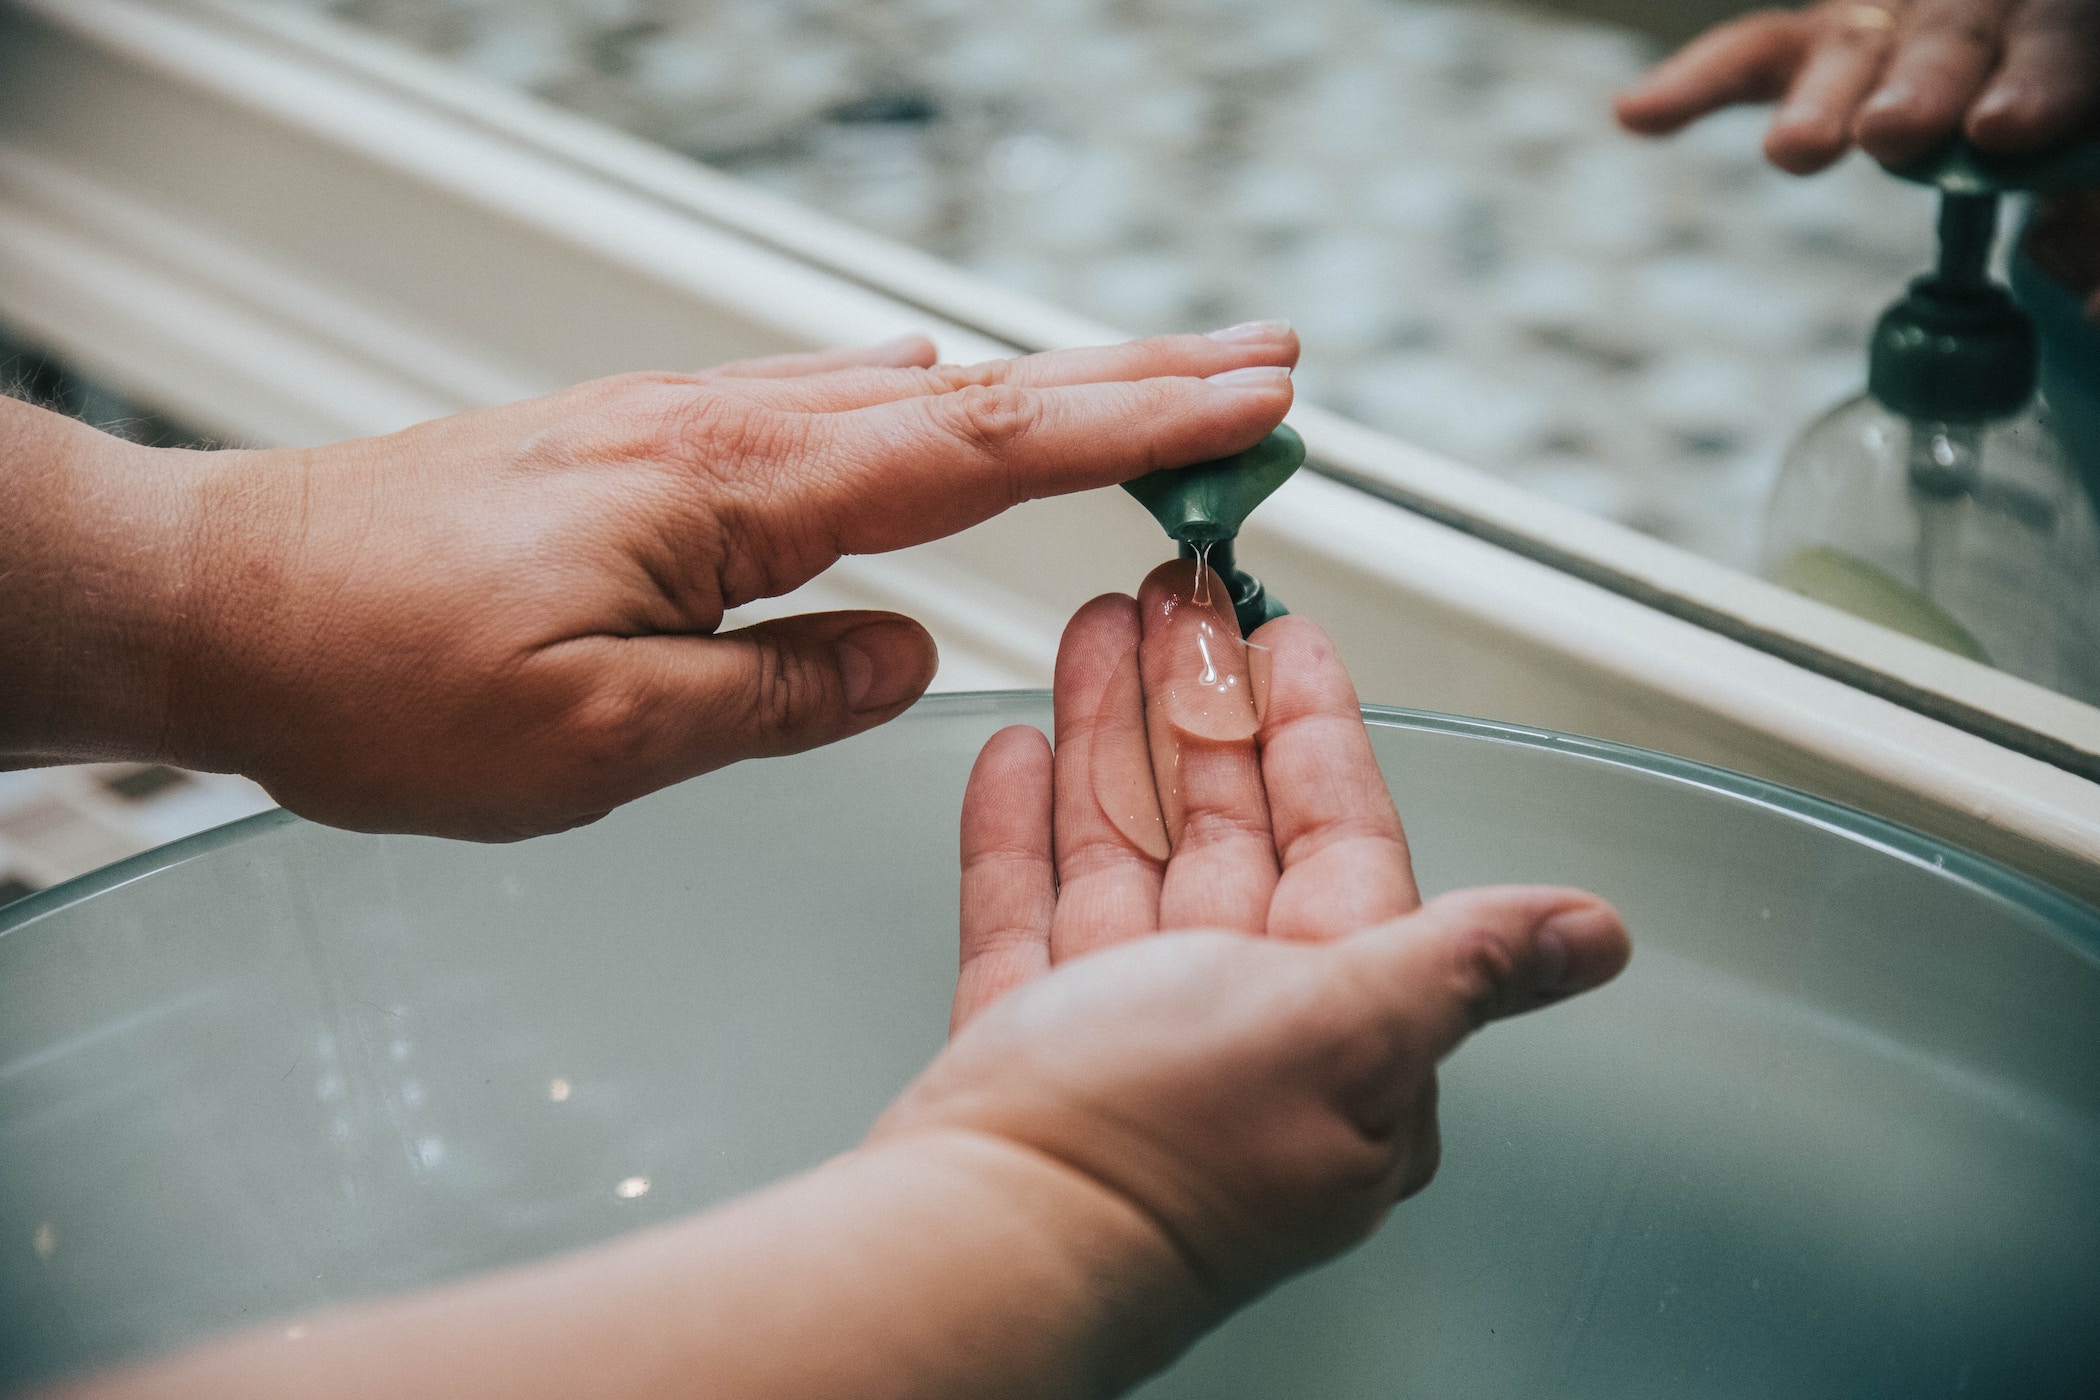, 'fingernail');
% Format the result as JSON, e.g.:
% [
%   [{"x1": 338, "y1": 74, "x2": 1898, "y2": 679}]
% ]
[
  {"x1": 1206, "y1": 319, "x2": 1291, "y2": 344},
  {"x1": 1205, "y1": 365, "x2": 1292, "y2": 390},
  {"x1": 838, "y1": 622, "x2": 933, "y2": 714}
]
